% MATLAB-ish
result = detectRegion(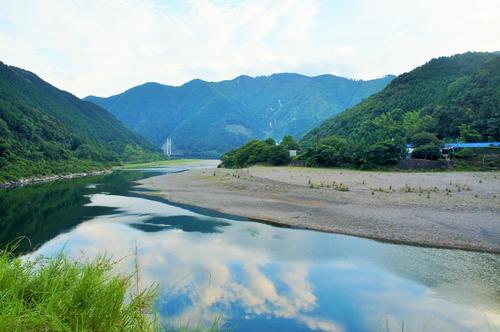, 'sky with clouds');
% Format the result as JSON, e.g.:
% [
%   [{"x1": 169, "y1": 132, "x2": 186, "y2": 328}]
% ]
[{"x1": 0, "y1": 0, "x2": 499, "y2": 97}]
